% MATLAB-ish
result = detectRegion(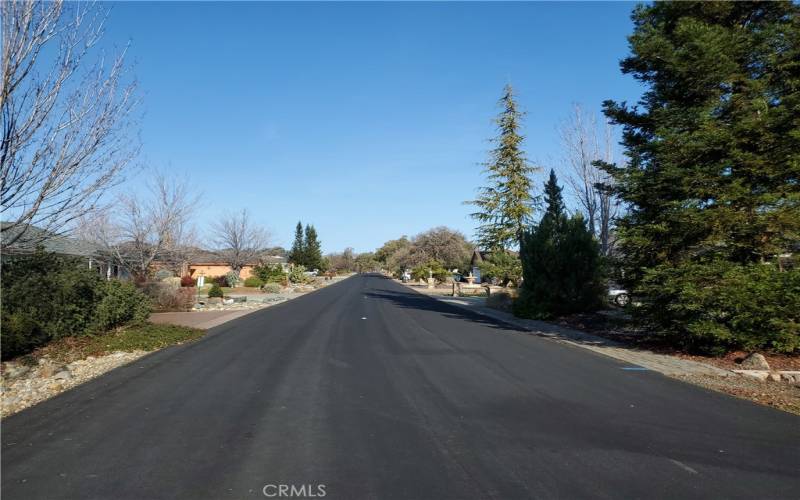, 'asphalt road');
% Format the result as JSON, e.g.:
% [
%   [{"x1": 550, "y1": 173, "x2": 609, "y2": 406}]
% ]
[{"x1": 2, "y1": 274, "x2": 798, "y2": 499}]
